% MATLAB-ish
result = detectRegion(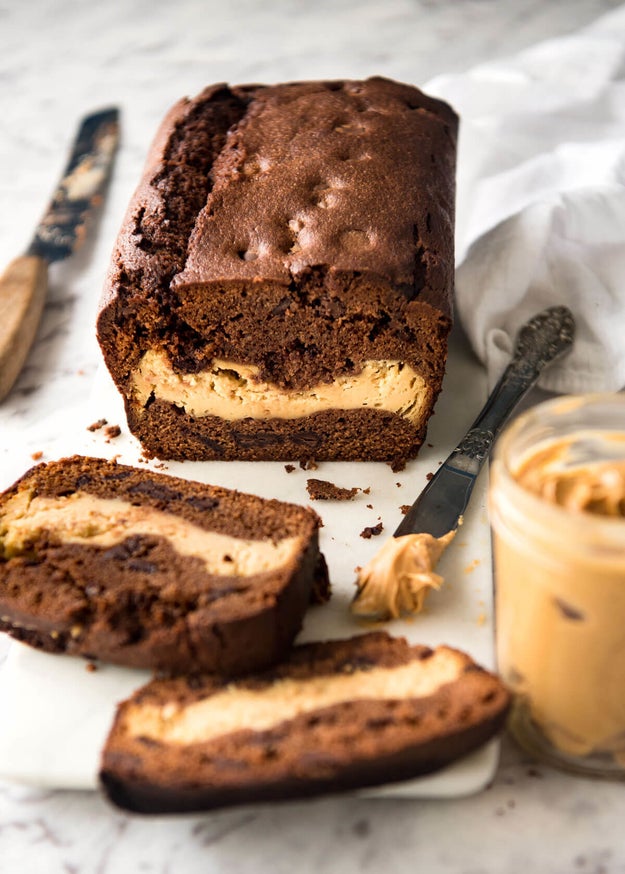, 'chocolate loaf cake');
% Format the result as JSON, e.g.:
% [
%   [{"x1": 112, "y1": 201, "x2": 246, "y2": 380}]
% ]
[
  {"x1": 97, "y1": 77, "x2": 457, "y2": 468},
  {"x1": 0, "y1": 456, "x2": 328, "y2": 674},
  {"x1": 100, "y1": 632, "x2": 509, "y2": 813}
]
